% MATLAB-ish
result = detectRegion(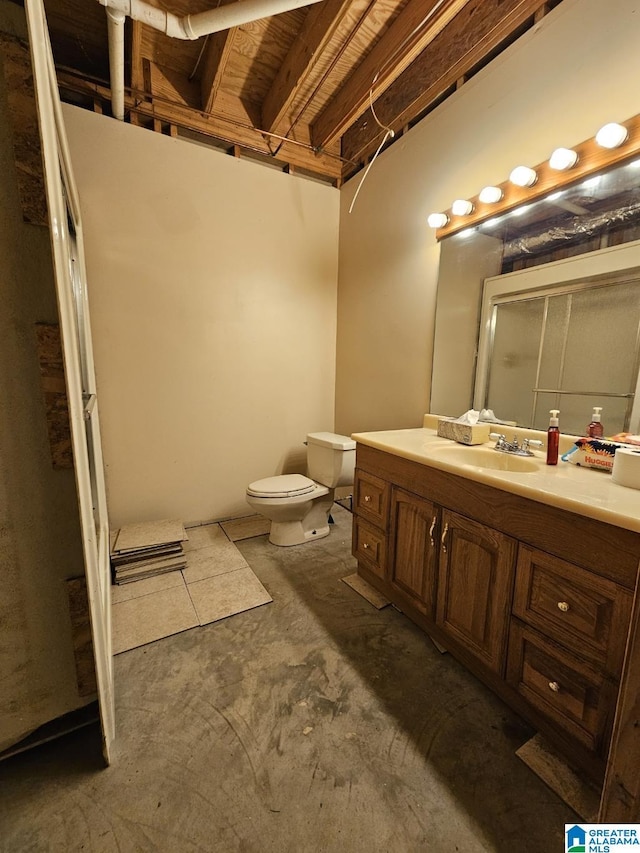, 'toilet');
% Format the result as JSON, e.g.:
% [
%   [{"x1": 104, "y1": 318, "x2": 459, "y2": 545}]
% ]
[{"x1": 246, "y1": 432, "x2": 356, "y2": 546}]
